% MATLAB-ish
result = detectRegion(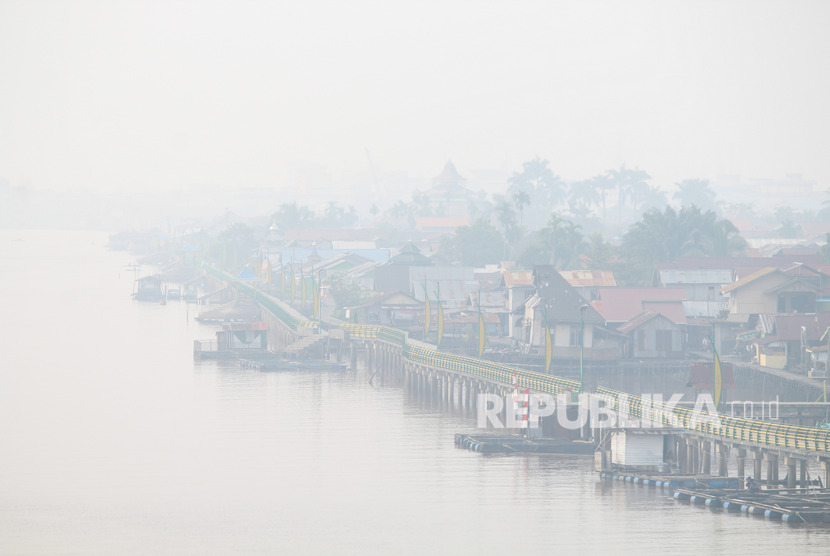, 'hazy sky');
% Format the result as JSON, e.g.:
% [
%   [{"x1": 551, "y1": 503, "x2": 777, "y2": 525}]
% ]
[{"x1": 2, "y1": 0, "x2": 829, "y2": 200}]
